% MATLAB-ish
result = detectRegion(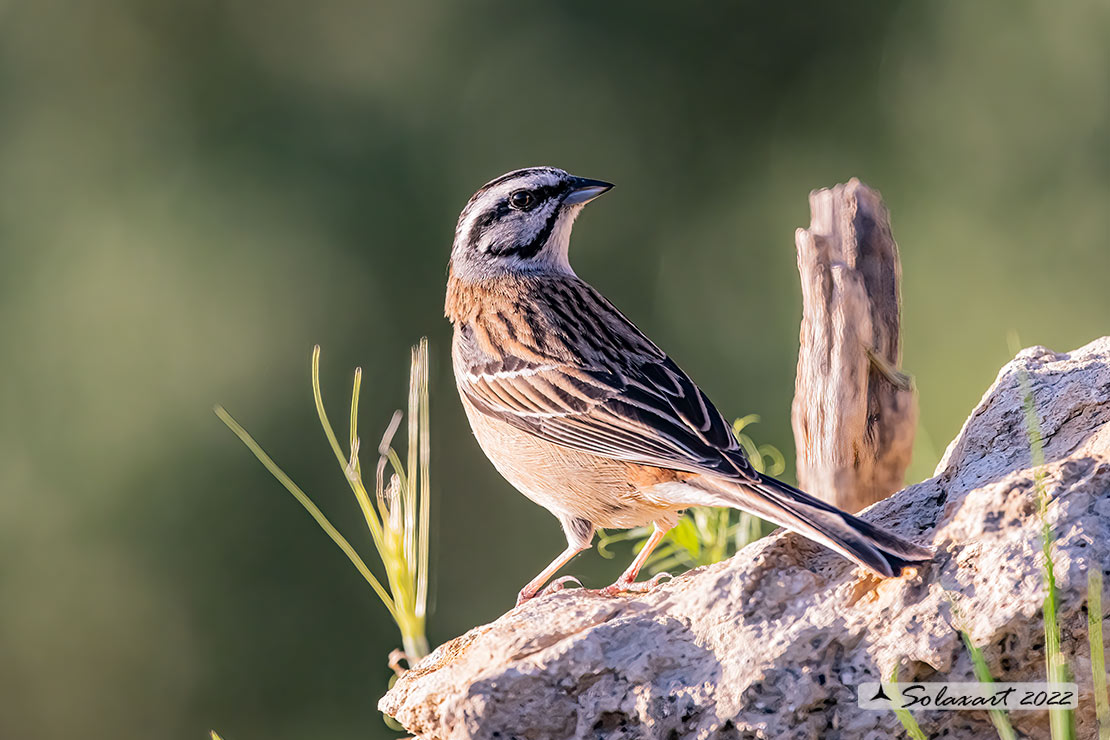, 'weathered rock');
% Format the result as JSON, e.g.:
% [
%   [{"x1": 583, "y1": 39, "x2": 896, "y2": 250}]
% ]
[{"x1": 382, "y1": 338, "x2": 1110, "y2": 740}]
